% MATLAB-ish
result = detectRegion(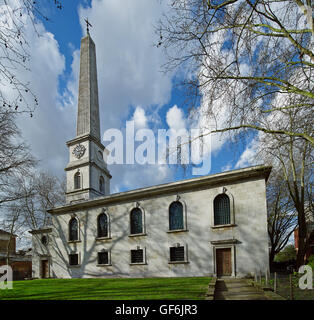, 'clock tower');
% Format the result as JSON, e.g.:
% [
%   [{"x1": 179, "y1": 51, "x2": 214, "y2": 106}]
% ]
[{"x1": 65, "y1": 31, "x2": 111, "y2": 204}]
